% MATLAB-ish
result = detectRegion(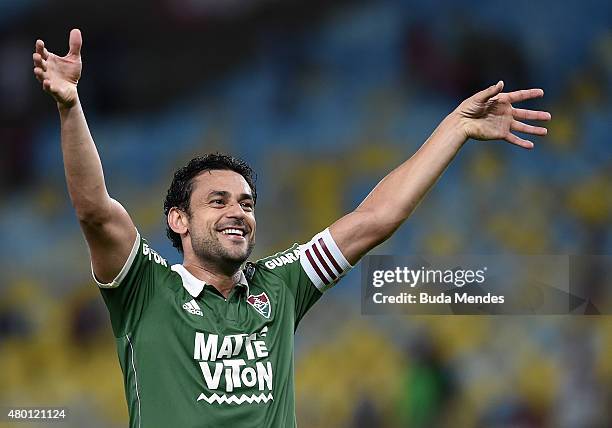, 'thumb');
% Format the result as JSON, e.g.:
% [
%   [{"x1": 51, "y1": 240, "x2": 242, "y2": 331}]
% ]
[
  {"x1": 474, "y1": 80, "x2": 504, "y2": 102},
  {"x1": 68, "y1": 28, "x2": 82, "y2": 56}
]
